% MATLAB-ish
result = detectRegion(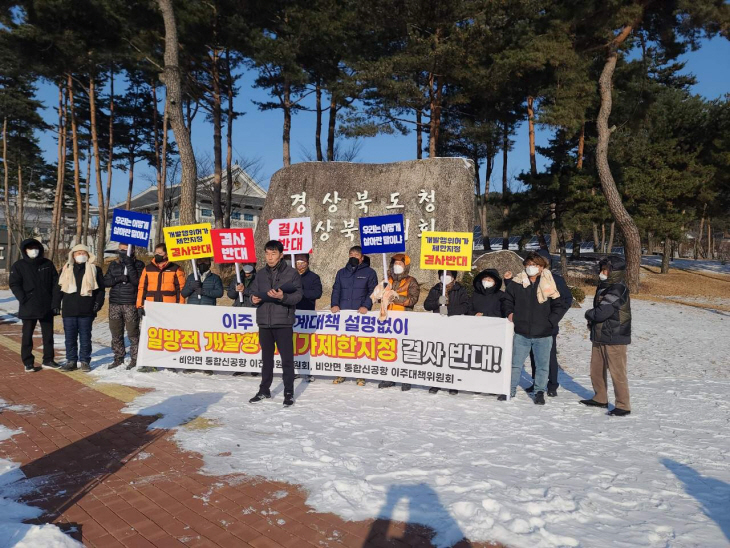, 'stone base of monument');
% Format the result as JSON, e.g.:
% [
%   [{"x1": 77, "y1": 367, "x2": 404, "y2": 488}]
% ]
[{"x1": 472, "y1": 250, "x2": 526, "y2": 287}]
